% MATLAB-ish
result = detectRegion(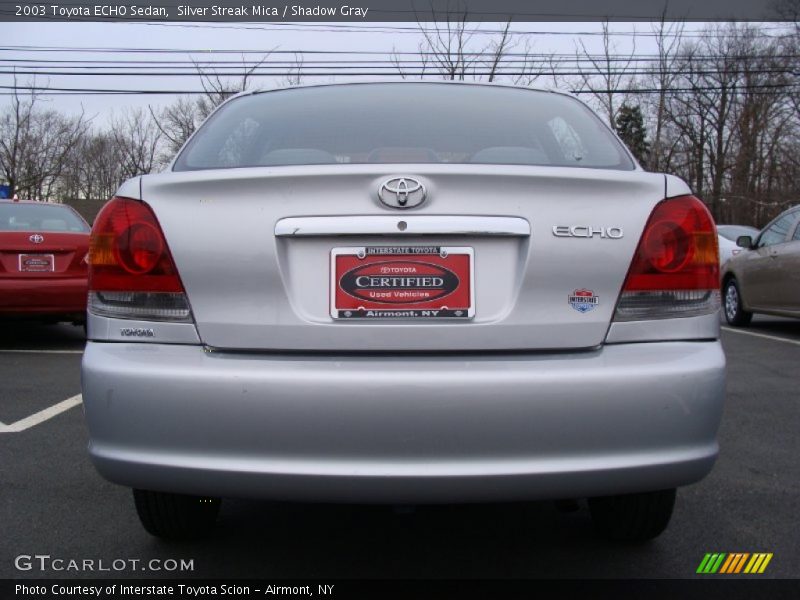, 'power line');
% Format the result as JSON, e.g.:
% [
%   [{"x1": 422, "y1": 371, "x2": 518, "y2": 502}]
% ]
[
  {"x1": 2, "y1": 55, "x2": 798, "y2": 64},
  {"x1": 573, "y1": 83, "x2": 800, "y2": 93},
  {"x1": 3, "y1": 41, "x2": 796, "y2": 55},
  {"x1": 130, "y1": 21, "x2": 793, "y2": 38},
  {"x1": 2, "y1": 68, "x2": 796, "y2": 77},
  {"x1": 2, "y1": 53, "x2": 796, "y2": 65},
  {"x1": 2, "y1": 53, "x2": 799, "y2": 64},
  {"x1": 4, "y1": 82, "x2": 798, "y2": 95}
]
